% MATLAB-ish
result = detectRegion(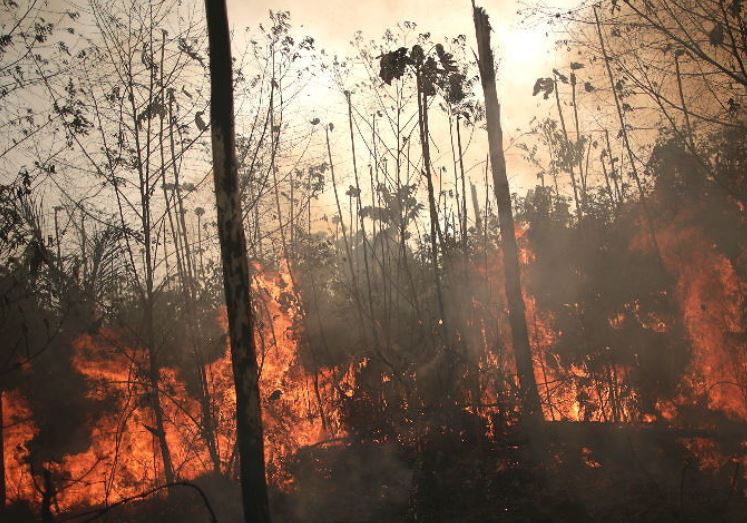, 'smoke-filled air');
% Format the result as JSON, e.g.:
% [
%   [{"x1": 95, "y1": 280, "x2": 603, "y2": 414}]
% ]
[{"x1": 1, "y1": 0, "x2": 745, "y2": 521}]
